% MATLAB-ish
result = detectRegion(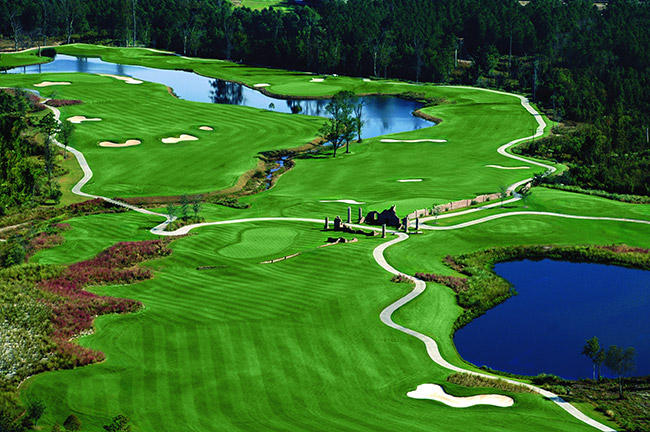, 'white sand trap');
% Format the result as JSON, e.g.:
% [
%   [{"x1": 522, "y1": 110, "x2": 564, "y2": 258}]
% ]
[
  {"x1": 199, "y1": 126, "x2": 214, "y2": 131},
  {"x1": 99, "y1": 139, "x2": 141, "y2": 148},
  {"x1": 162, "y1": 134, "x2": 198, "y2": 144},
  {"x1": 67, "y1": 116, "x2": 102, "y2": 124},
  {"x1": 363, "y1": 78, "x2": 372, "y2": 82},
  {"x1": 407, "y1": 384, "x2": 514, "y2": 408},
  {"x1": 98, "y1": 73, "x2": 142, "y2": 84},
  {"x1": 397, "y1": 179, "x2": 423, "y2": 183},
  {"x1": 310, "y1": 78, "x2": 325, "y2": 82},
  {"x1": 485, "y1": 165, "x2": 530, "y2": 170},
  {"x1": 254, "y1": 83, "x2": 270, "y2": 87},
  {"x1": 381, "y1": 139, "x2": 447, "y2": 143},
  {"x1": 34, "y1": 81, "x2": 71, "y2": 87},
  {"x1": 319, "y1": 199, "x2": 365, "y2": 205}
]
